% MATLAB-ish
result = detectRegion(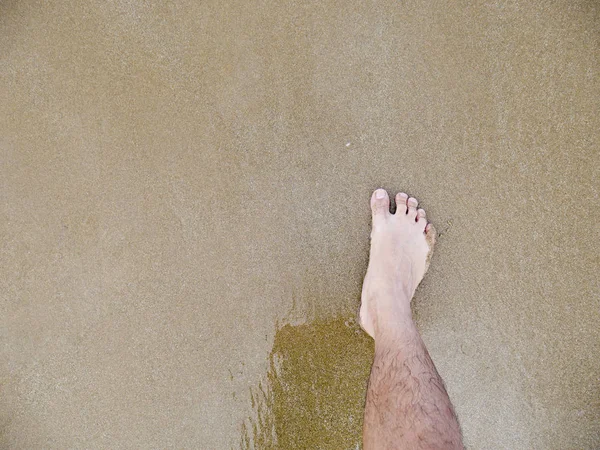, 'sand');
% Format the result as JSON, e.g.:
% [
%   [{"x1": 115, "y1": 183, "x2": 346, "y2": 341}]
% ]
[{"x1": 1, "y1": 0, "x2": 599, "y2": 448}]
